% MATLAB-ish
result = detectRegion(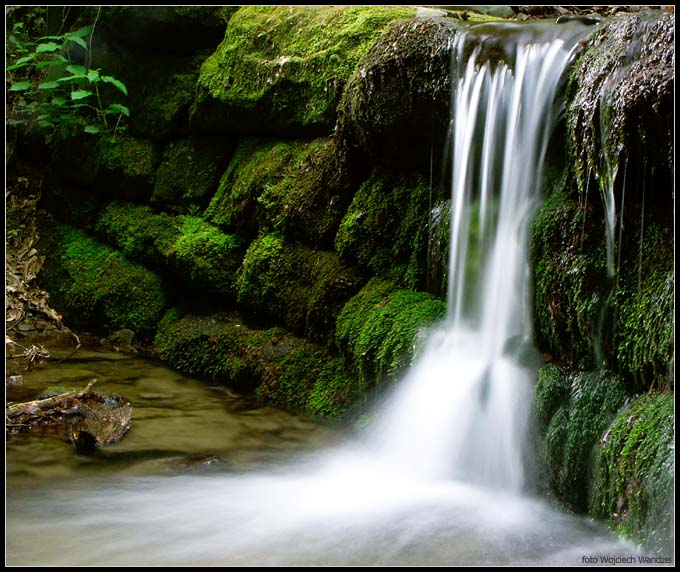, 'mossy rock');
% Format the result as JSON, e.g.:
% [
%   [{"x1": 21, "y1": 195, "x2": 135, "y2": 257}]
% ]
[
  {"x1": 96, "y1": 202, "x2": 245, "y2": 298},
  {"x1": 530, "y1": 191, "x2": 611, "y2": 370},
  {"x1": 335, "y1": 277, "x2": 446, "y2": 386},
  {"x1": 154, "y1": 309, "x2": 361, "y2": 416},
  {"x1": 95, "y1": 136, "x2": 162, "y2": 202},
  {"x1": 334, "y1": 168, "x2": 434, "y2": 291},
  {"x1": 37, "y1": 217, "x2": 167, "y2": 341},
  {"x1": 235, "y1": 233, "x2": 363, "y2": 343},
  {"x1": 192, "y1": 5, "x2": 417, "y2": 136},
  {"x1": 534, "y1": 365, "x2": 626, "y2": 513},
  {"x1": 566, "y1": 11, "x2": 674, "y2": 204},
  {"x1": 93, "y1": 6, "x2": 235, "y2": 54},
  {"x1": 206, "y1": 137, "x2": 355, "y2": 246},
  {"x1": 590, "y1": 392, "x2": 674, "y2": 554},
  {"x1": 151, "y1": 135, "x2": 234, "y2": 212},
  {"x1": 336, "y1": 17, "x2": 456, "y2": 172}
]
